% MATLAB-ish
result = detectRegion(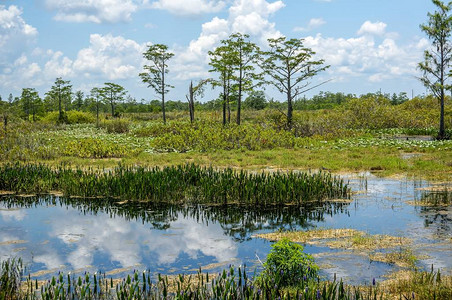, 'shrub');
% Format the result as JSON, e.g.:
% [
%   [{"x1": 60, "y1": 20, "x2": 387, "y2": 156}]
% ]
[
  {"x1": 260, "y1": 238, "x2": 319, "y2": 287},
  {"x1": 41, "y1": 111, "x2": 95, "y2": 124},
  {"x1": 100, "y1": 118, "x2": 130, "y2": 133}
]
